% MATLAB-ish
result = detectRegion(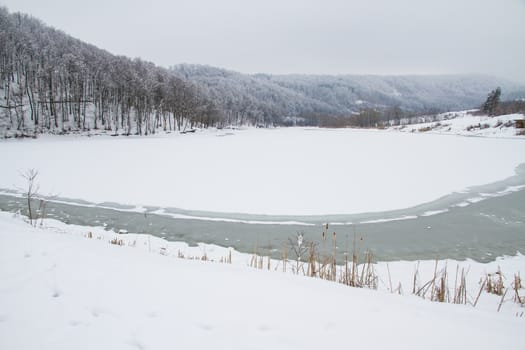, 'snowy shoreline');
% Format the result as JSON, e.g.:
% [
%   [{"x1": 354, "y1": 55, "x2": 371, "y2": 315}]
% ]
[
  {"x1": 389, "y1": 111, "x2": 525, "y2": 138},
  {"x1": 2, "y1": 211, "x2": 524, "y2": 310},
  {"x1": 1, "y1": 210, "x2": 524, "y2": 349}
]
